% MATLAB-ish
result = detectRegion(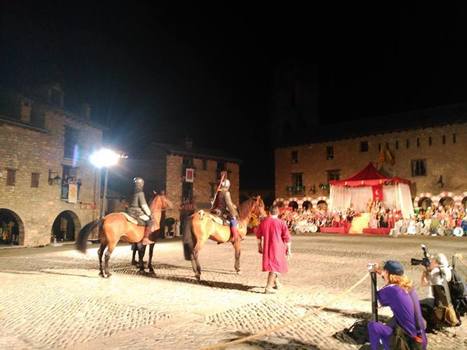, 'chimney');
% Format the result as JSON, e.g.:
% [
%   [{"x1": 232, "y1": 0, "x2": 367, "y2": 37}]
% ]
[
  {"x1": 81, "y1": 103, "x2": 91, "y2": 122},
  {"x1": 184, "y1": 137, "x2": 193, "y2": 150},
  {"x1": 18, "y1": 96, "x2": 32, "y2": 124}
]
